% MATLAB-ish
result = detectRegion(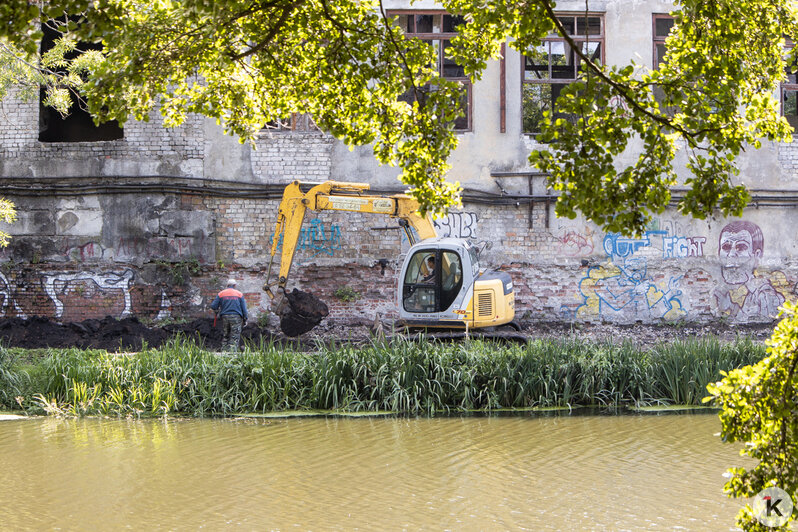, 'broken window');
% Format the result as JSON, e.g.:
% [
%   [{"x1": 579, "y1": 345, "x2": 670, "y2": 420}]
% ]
[
  {"x1": 263, "y1": 113, "x2": 320, "y2": 132},
  {"x1": 522, "y1": 14, "x2": 604, "y2": 135},
  {"x1": 38, "y1": 19, "x2": 123, "y2": 143},
  {"x1": 784, "y1": 41, "x2": 798, "y2": 131},
  {"x1": 390, "y1": 12, "x2": 472, "y2": 131}
]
